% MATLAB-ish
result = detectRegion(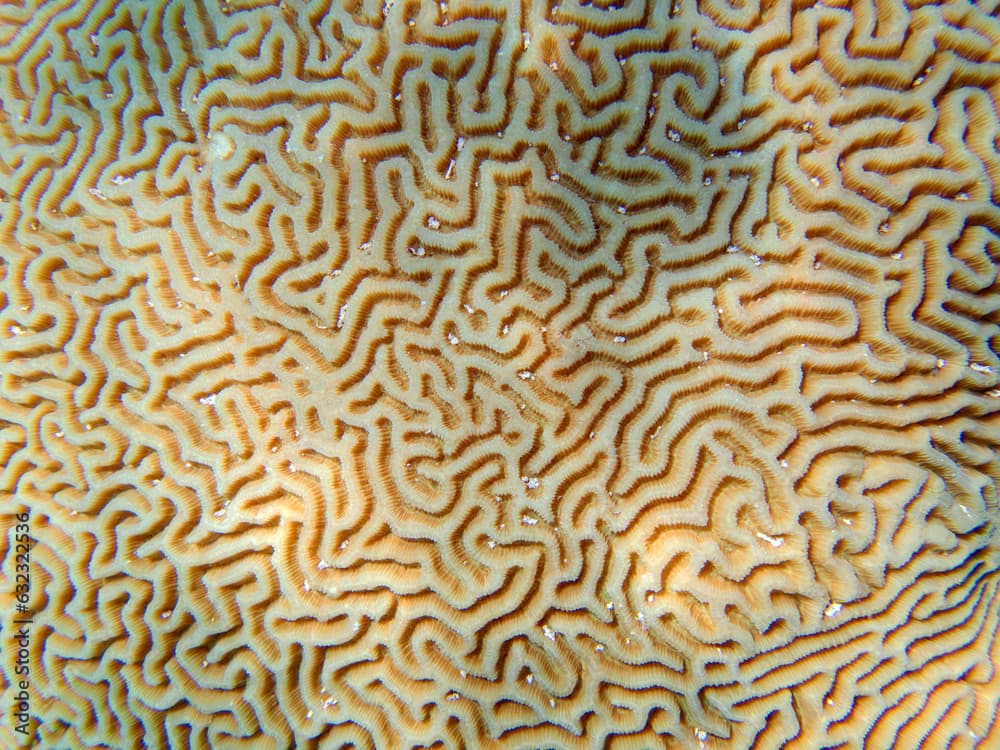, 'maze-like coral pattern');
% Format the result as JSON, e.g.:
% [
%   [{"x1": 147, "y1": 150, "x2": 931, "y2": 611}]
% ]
[{"x1": 2, "y1": 0, "x2": 1000, "y2": 747}]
